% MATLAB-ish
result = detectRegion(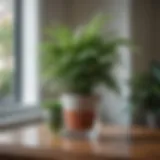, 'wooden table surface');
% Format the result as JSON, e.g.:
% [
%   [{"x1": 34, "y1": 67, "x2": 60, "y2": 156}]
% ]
[{"x1": 0, "y1": 123, "x2": 159, "y2": 159}]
